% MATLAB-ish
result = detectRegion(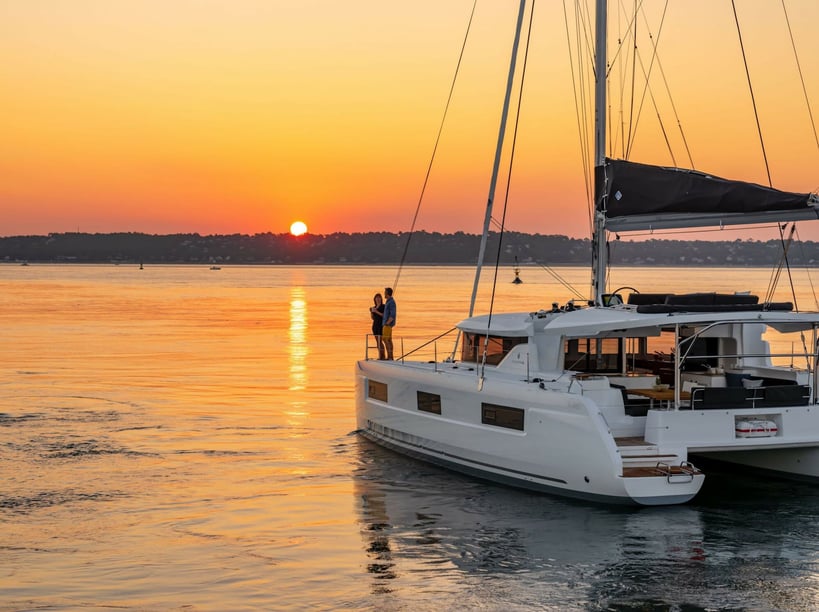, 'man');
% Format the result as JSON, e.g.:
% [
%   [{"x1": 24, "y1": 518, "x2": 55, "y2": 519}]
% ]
[{"x1": 382, "y1": 287, "x2": 396, "y2": 360}]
